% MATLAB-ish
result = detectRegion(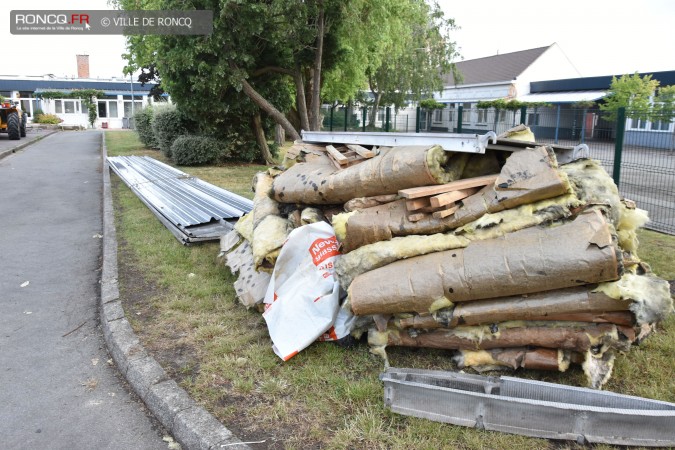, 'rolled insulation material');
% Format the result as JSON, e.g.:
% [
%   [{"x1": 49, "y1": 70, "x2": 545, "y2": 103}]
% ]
[
  {"x1": 300, "y1": 207, "x2": 324, "y2": 225},
  {"x1": 335, "y1": 192, "x2": 580, "y2": 289},
  {"x1": 455, "y1": 347, "x2": 568, "y2": 372},
  {"x1": 343, "y1": 194, "x2": 399, "y2": 212},
  {"x1": 349, "y1": 210, "x2": 622, "y2": 315},
  {"x1": 337, "y1": 146, "x2": 571, "y2": 252},
  {"x1": 272, "y1": 145, "x2": 468, "y2": 204},
  {"x1": 447, "y1": 287, "x2": 630, "y2": 327},
  {"x1": 594, "y1": 272, "x2": 673, "y2": 325},
  {"x1": 251, "y1": 172, "x2": 280, "y2": 229},
  {"x1": 373, "y1": 322, "x2": 620, "y2": 353},
  {"x1": 251, "y1": 215, "x2": 293, "y2": 272}
]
